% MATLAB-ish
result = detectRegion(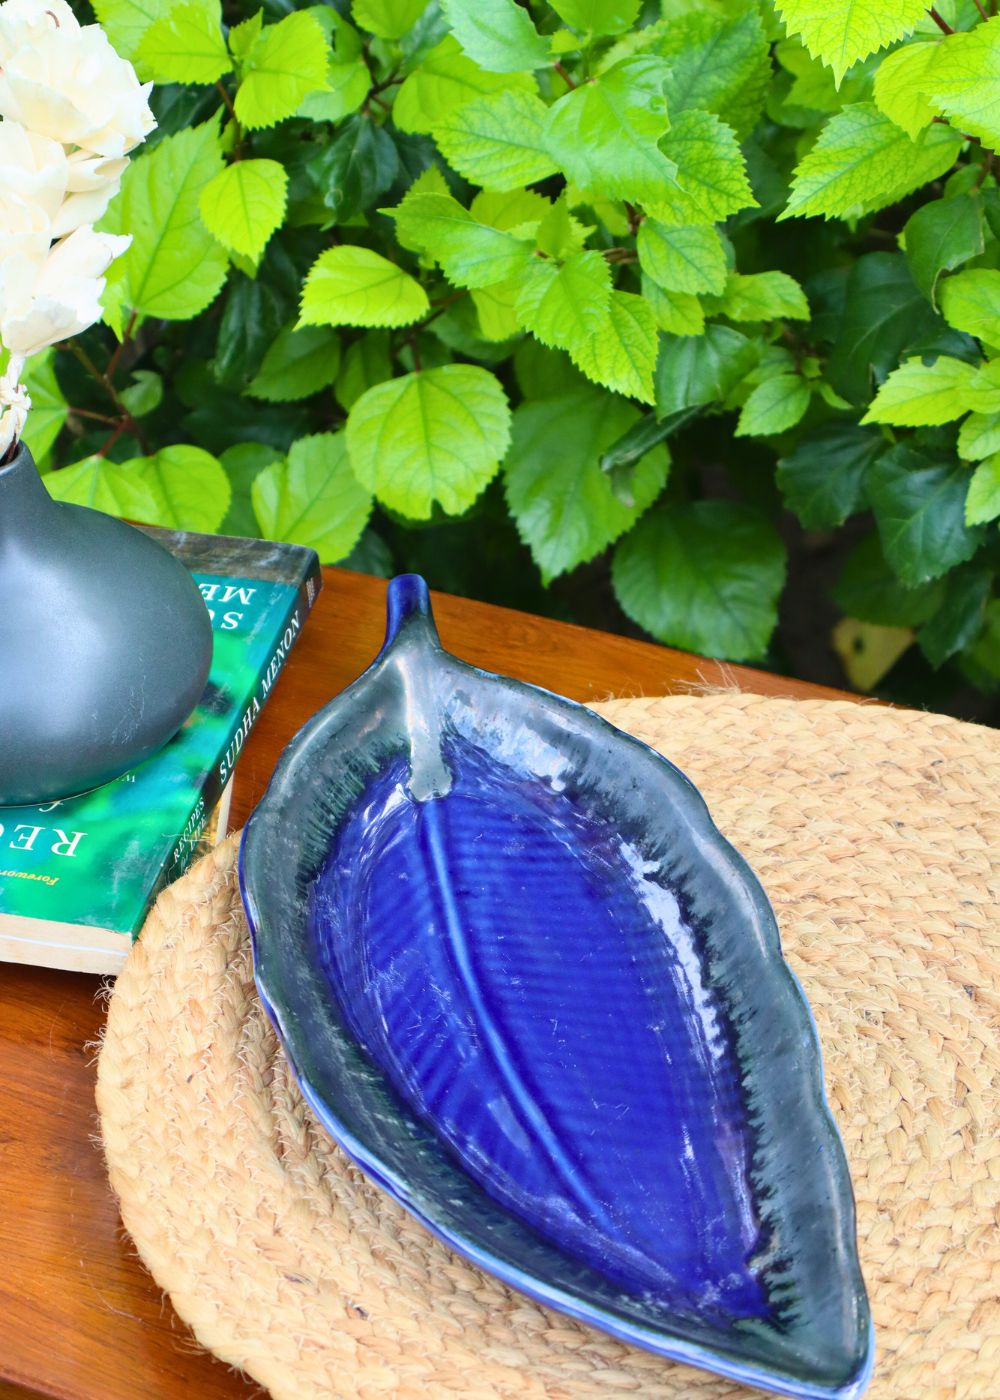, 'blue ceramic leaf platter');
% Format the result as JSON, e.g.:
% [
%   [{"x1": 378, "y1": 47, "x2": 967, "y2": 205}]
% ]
[{"x1": 240, "y1": 575, "x2": 873, "y2": 1399}]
